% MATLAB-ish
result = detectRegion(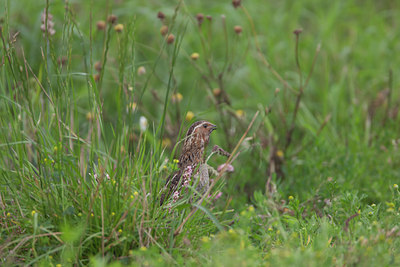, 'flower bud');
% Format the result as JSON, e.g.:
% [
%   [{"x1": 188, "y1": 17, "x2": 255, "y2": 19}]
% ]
[
  {"x1": 213, "y1": 88, "x2": 222, "y2": 97},
  {"x1": 107, "y1": 14, "x2": 117, "y2": 24},
  {"x1": 190, "y1": 52, "x2": 200, "y2": 60},
  {"x1": 234, "y1": 25, "x2": 242, "y2": 34},
  {"x1": 157, "y1": 11, "x2": 165, "y2": 20},
  {"x1": 137, "y1": 66, "x2": 146, "y2": 76},
  {"x1": 94, "y1": 61, "x2": 102, "y2": 72},
  {"x1": 114, "y1": 24, "x2": 124, "y2": 33},
  {"x1": 232, "y1": 0, "x2": 241, "y2": 8},
  {"x1": 196, "y1": 13, "x2": 204, "y2": 25},
  {"x1": 166, "y1": 34, "x2": 175, "y2": 44},
  {"x1": 185, "y1": 111, "x2": 194, "y2": 121},
  {"x1": 96, "y1": 20, "x2": 106, "y2": 30},
  {"x1": 160, "y1": 25, "x2": 168, "y2": 36}
]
